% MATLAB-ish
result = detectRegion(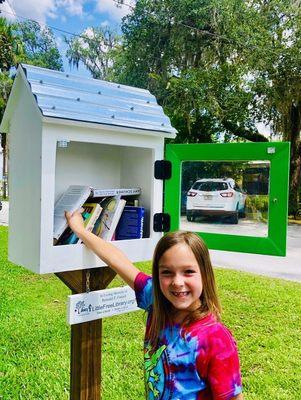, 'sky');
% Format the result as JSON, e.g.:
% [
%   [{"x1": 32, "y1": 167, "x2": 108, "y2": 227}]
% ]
[{"x1": 0, "y1": 0, "x2": 135, "y2": 76}]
